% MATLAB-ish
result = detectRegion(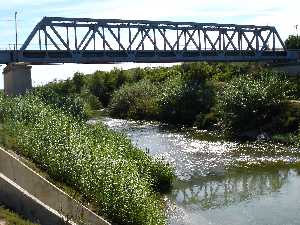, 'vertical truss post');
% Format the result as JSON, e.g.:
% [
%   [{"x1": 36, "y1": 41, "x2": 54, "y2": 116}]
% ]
[
  {"x1": 38, "y1": 29, "x2": 41, "y2": 50},
  {"x1": 272, "y1": 31, "x2": 275, "y2": 53},
  {"x1": 44, "y1": 27, "x2": 48, "y2": 51},
  {"x1": 219, "y1": 30, "x2": 222, "y2": 50},
  {"x1": 176, "y1": 27, "x2": 179, "y2": 51},
  {"x1": 163, "y1": 29, "x2": 166, "y2": 50},
  {"x1": 256, "y1": 29, "x2": 259, "y2": 54},
  {"x1": 204, "y1": 29, "x2": 207, "y2": 50},
  {"x1": 153, "y1": 28, "x2": 157, "y2": 52},
  {"x1": 238, "y1": 29, "x2": 242, "y2": 51},
  {"x1": 222, "y1": 30, "x2": 225, "y2": 53},
  {"x1": 198, "y1": 28, "x2": 201, "y2": 51},
  {"x1": 184, "y1": 29, "x2": 187, "y2": 51},
  {"x1": 141, "y1": 29, "x2": 144, "y2": 50},
  {"x1": 74, "y1": 23, "x2": 78, "y2": 50},
  {"x1": 66, "y1": 26, "x2": 69, "y2": 47},
  {"x1": 93, "y1": 26, "x2": 96, "y2": 51},
  {"x1": 102, "y1": 26, "x2": 105, "y2": 51},
  {"x1": 128, "y1": 26, "x2": 131, "y2": 51},
  {"x1": 117, "y1": 26, "x2": 120, "y2": 50}
]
